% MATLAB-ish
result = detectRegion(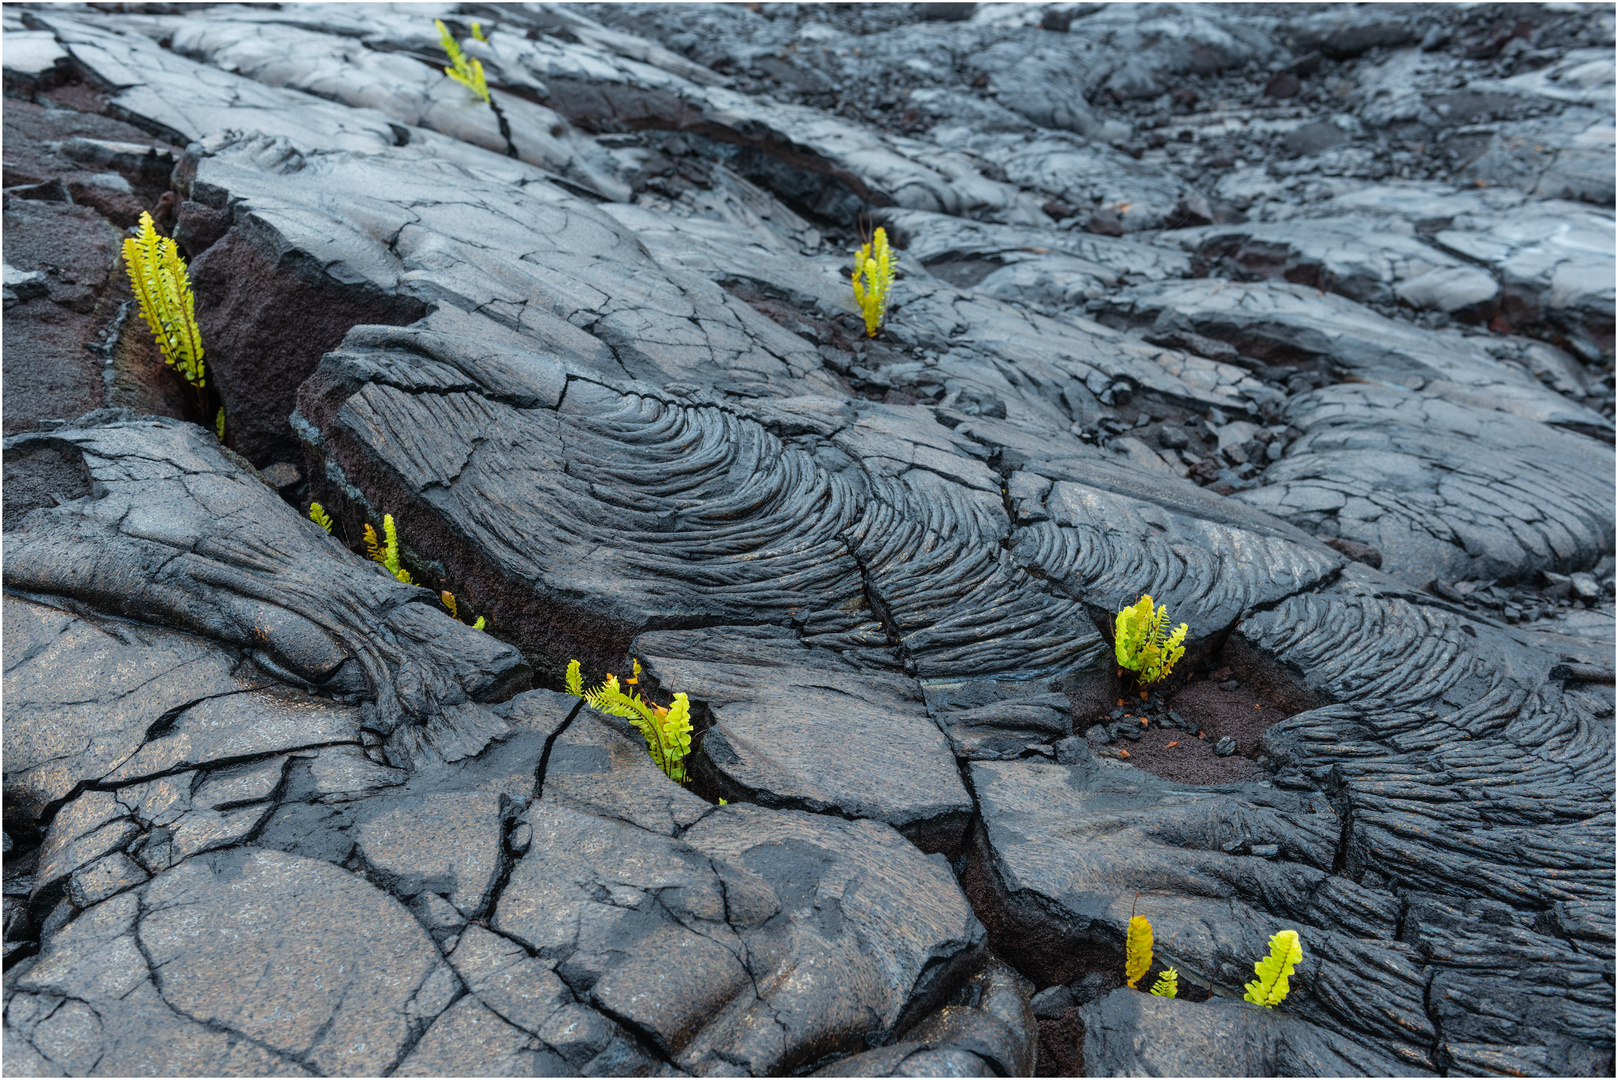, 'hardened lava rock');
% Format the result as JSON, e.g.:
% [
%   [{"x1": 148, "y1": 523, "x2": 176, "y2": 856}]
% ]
[{"x1": 4, "y1": 2, "x2": 1612, "y2": 1076}]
